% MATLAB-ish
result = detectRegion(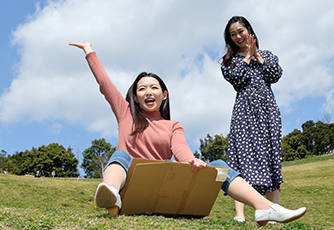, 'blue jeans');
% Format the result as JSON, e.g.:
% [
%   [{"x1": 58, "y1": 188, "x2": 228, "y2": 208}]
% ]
[
  {"x1": 208, "y1": 160, "x2": 242, "y2": 195},
  {"x1": 104, "y1": 150, "x2": 132, "y2": 175},
  {"x1": 104, "y1": 150, "x2": 241, "y2": 195}
]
